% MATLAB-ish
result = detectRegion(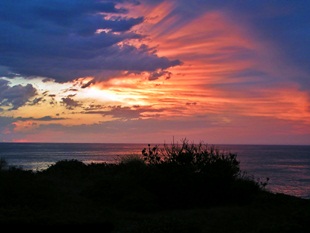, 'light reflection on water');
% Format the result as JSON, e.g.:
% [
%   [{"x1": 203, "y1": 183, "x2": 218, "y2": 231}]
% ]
[
  {"x1": 220, "y1": 144, "x2": 310, "y2": 199},
  {"x1": 0, "y1": 143, "x2": 310, "y2": 199}
]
